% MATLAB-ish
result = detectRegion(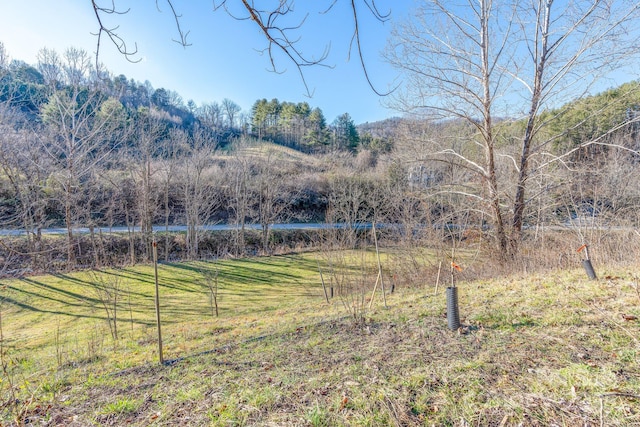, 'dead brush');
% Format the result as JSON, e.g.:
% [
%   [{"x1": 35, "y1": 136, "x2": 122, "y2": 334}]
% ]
[
  {"x1": 320, "y1": 248, "x2": 381, "y2": 325},
  {"x1": 90, "y1": 269, "x2": 124, "y2": 344},
  {"x1": 385, "y1": 246, "x2": 439, "y2": 292},
  {"x1": 0, "y1": 345, "x2": 38, "y2": 425},
  {"x1": 449, "y1": 228, "x2": 640, "y2": 280},
  {"x1": 199, "y1": 265, "x2": 220, "y2": 319}
]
